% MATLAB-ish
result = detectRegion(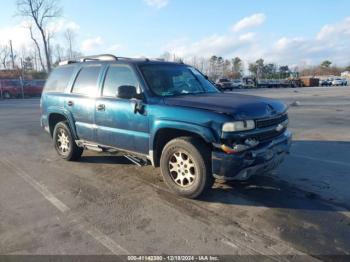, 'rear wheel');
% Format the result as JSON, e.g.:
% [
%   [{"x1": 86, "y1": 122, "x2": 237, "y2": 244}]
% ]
[
  {"x1": 53, "y1": 121, "x2": 83, "y2": 161},
  {"x1": 160, "y1": 137, "x2": 214, "y2": 199}
]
